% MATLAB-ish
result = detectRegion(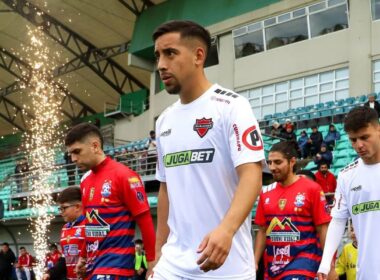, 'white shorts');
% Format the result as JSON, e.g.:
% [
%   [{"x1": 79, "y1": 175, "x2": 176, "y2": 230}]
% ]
[{"x1": 148, "y1": 268, "x2": 192, "y2": 280}]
